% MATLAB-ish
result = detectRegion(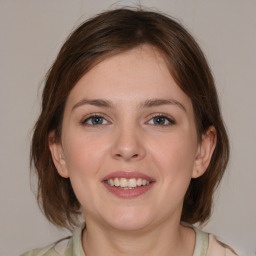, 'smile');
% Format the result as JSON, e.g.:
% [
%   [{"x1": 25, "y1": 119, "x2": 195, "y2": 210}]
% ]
[
  {"x1": 102, "y1": 172, "x2": 155, "y2": 198},
  {"x1": 105, "y1": 178, "x2": 152, "y2": 189}
]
